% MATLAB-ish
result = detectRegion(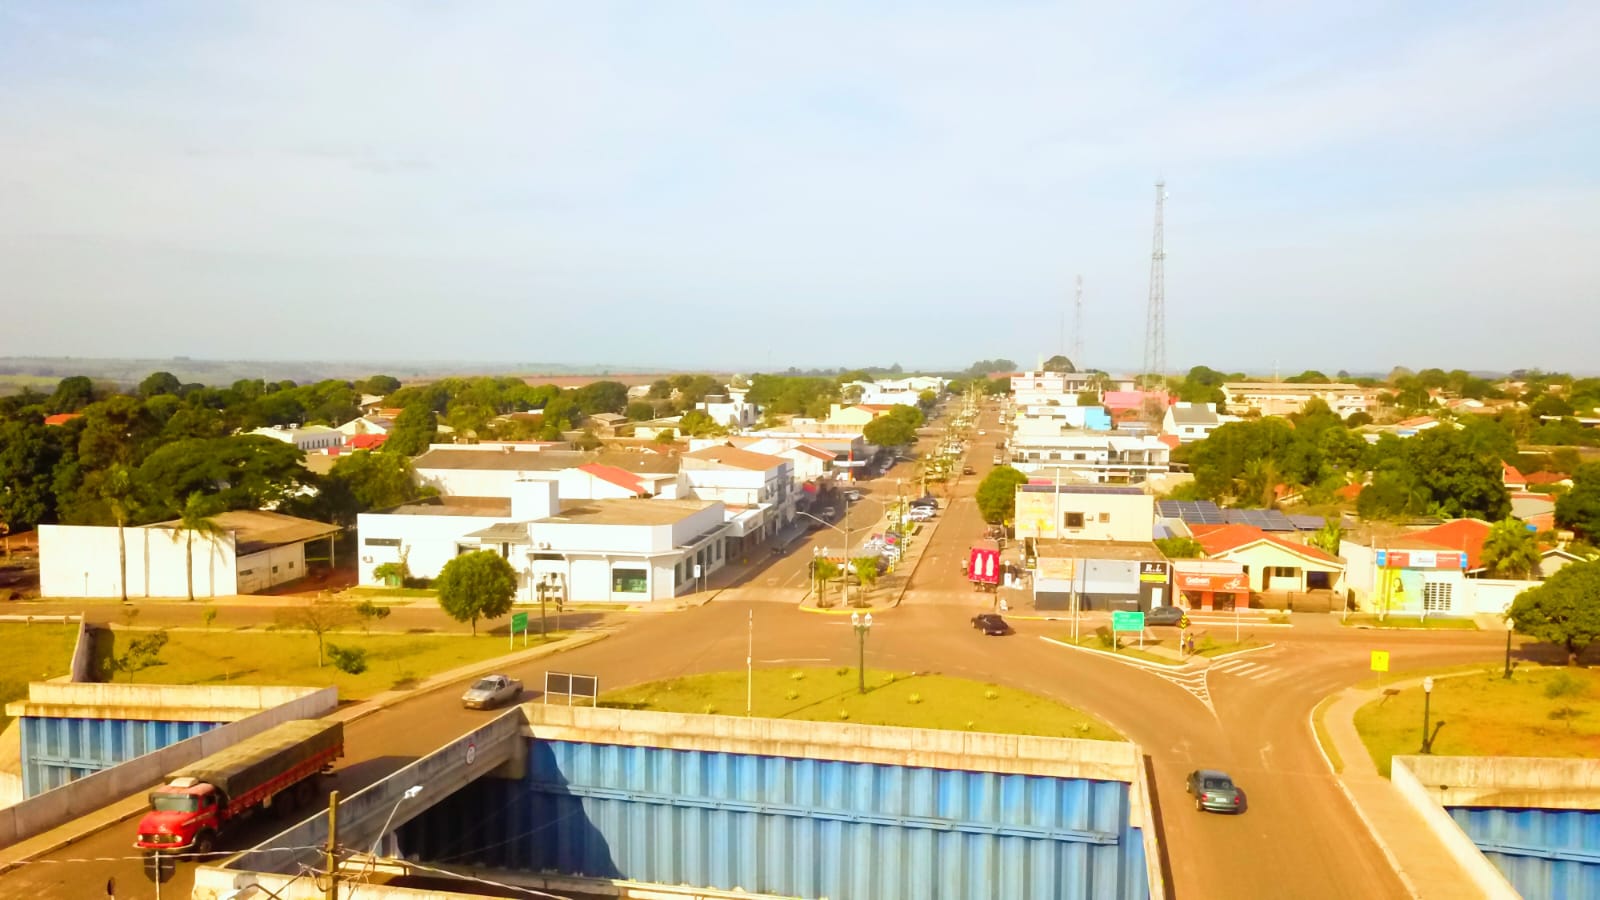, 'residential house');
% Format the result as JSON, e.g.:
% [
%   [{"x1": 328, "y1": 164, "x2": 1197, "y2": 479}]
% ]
[
  {"x1": 1191, "y1": 524, "x2": 1346, "y2": 594},
  {"x1": 699, "y1": 389, "x2": 761, "y2": 432},
  {"x1": 1101, "y1": 391, "x2": 1170, "y2": 419},
  {"x1": 736, "y1": 438, "x2": 835, "y2": 488},
  {"x1": 247, "y1": 424, "x2": 344, "y2": 453},
  {"x1": 336, "y1": 414, "x2": 395, "y2": 438},
  {"x1": 1013, "y1": 484, "x2": 1155, "y2": 543},
  {"x1": 1010, "y1": 371, "x2": 1137, "y2": 406},
  {"x1": 1015, "y1": 404, "x2": 1113, "y2": 433},
  {"x1": 1161, "y1": 402, "x2": 1222, "y2": 443},
  {"x1": 42, "y1": 413, "x2": 82, "y2": 427},
  {"x1": 1221, "y1": 382, "x2": 1376, "y2": 419},
  {"x1": 587, "y1": 413, "x2": 629, "y2": 436},
  {"x1": 1502, "y1": 462, "x2": 1529, "y2": 491}
]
